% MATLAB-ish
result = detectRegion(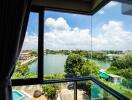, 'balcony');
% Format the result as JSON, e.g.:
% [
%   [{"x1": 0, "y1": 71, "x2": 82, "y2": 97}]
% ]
[
  {"x1": 1, "y1": 0, "x2": 132, "y2": 100},
  {"x1": 10, "y1": 0, "x2": 132, "y2": 100}
]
